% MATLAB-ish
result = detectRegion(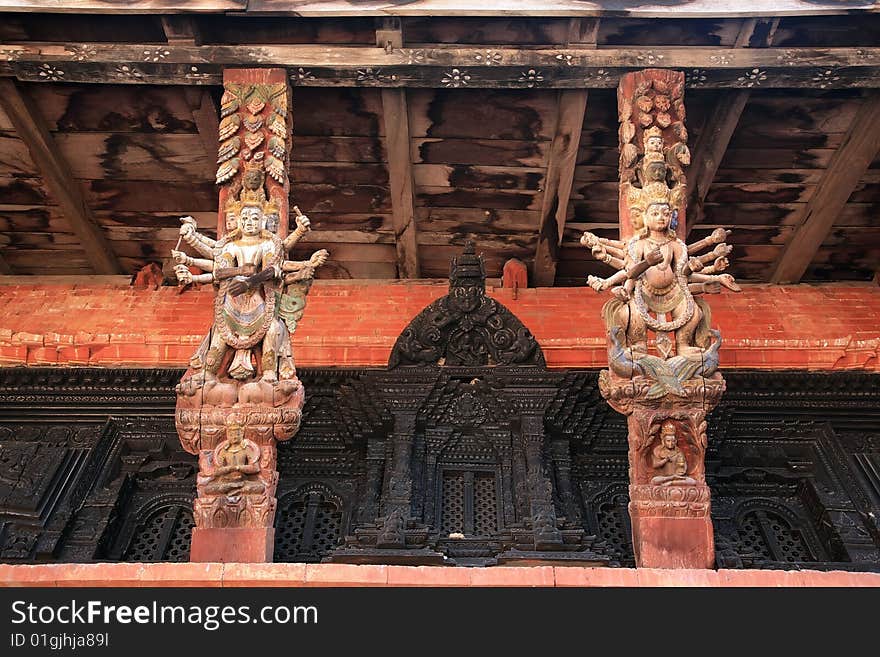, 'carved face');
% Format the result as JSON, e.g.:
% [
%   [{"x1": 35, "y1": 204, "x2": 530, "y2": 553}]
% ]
[
  {"x1": 676, "y1": 144, "x2": 691, "y2": 166},
  {"x1": 662, "y1": 433, "x2": 677, "y2": 449},
  {"x1": 645, "y1": 203, "x2": 672, "y2": 232},
  {"x1": 227, "y1": 425, "x2": 244, "y2": 445},
  {"x1": 239, "y1": 206, "x2": 263, "y2": 236},
  {"x1": 646, "y1": 135, "x2": 663, "y2": 153},
  {"x1": 243, "y1": 168, "x2": 263, "y2": 190},
  {"x1": 645, "y1": 161, "x2": 666, "y2": 182}
]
